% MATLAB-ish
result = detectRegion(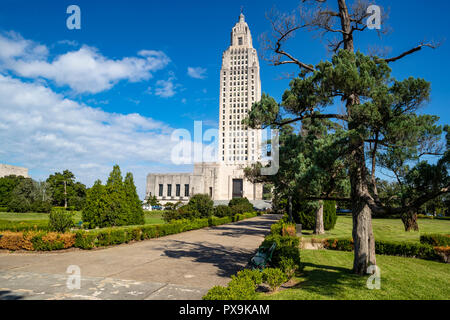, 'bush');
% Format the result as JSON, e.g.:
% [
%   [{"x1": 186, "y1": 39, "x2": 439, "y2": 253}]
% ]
[
  {"x1": 279, "y1": 256, "x2": 298, "y2": 278},
  {"x1": 293, "y1": 200, "x2": 337, "y2": 230},
  {"x1": 48, "y1": 209, "x2": 74, "y2": 233},
  {"x1": 214, "y1": 205, "x2": 233, "y2": 218},
  {"x1": 262, "y1": 268, "x2": 287, "y2": 292},
  {"x1": 292, "y1": 200, "x2": 316, "y2": 229},
  {"x1": 323, "y1": 200, "x2": 337, "y2": 230},
  {"x1": 0, "y1": 206, "x2": 7, "y2": 212},
  {"x1": 420, "y1": 234, "x2": 450, "y2": 247},
  {"x1": 1, "y1": 209, "x2": 259, "y2": 252},
  {"x1": 323, "y1": 238, "x2": 442, "y2": 261},
  {"x1": 229, "y1": 197, "x2": 254, "y2": 214},
  {"x1": 187, "y1": 194, "x2": 214, "y2": 218},
  {"x1": 0, "y1": 231, "x2": 76, "y2": 251},
  {"x1": 202, "y1": 286, "x2": 231, "y2": 300},
  {"x1": 74, "y1": 231, "x2": 97, "y2": 249},
  {"x1": 209, "y1": 216, "x2": 232, "y2": 226}
]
